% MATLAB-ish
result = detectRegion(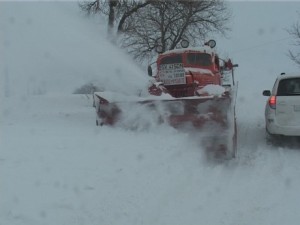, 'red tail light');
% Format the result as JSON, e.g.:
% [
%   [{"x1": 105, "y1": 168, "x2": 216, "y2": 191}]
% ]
[{"x1": 269, "y1": 96, "x2": 276, "y2": 109}]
